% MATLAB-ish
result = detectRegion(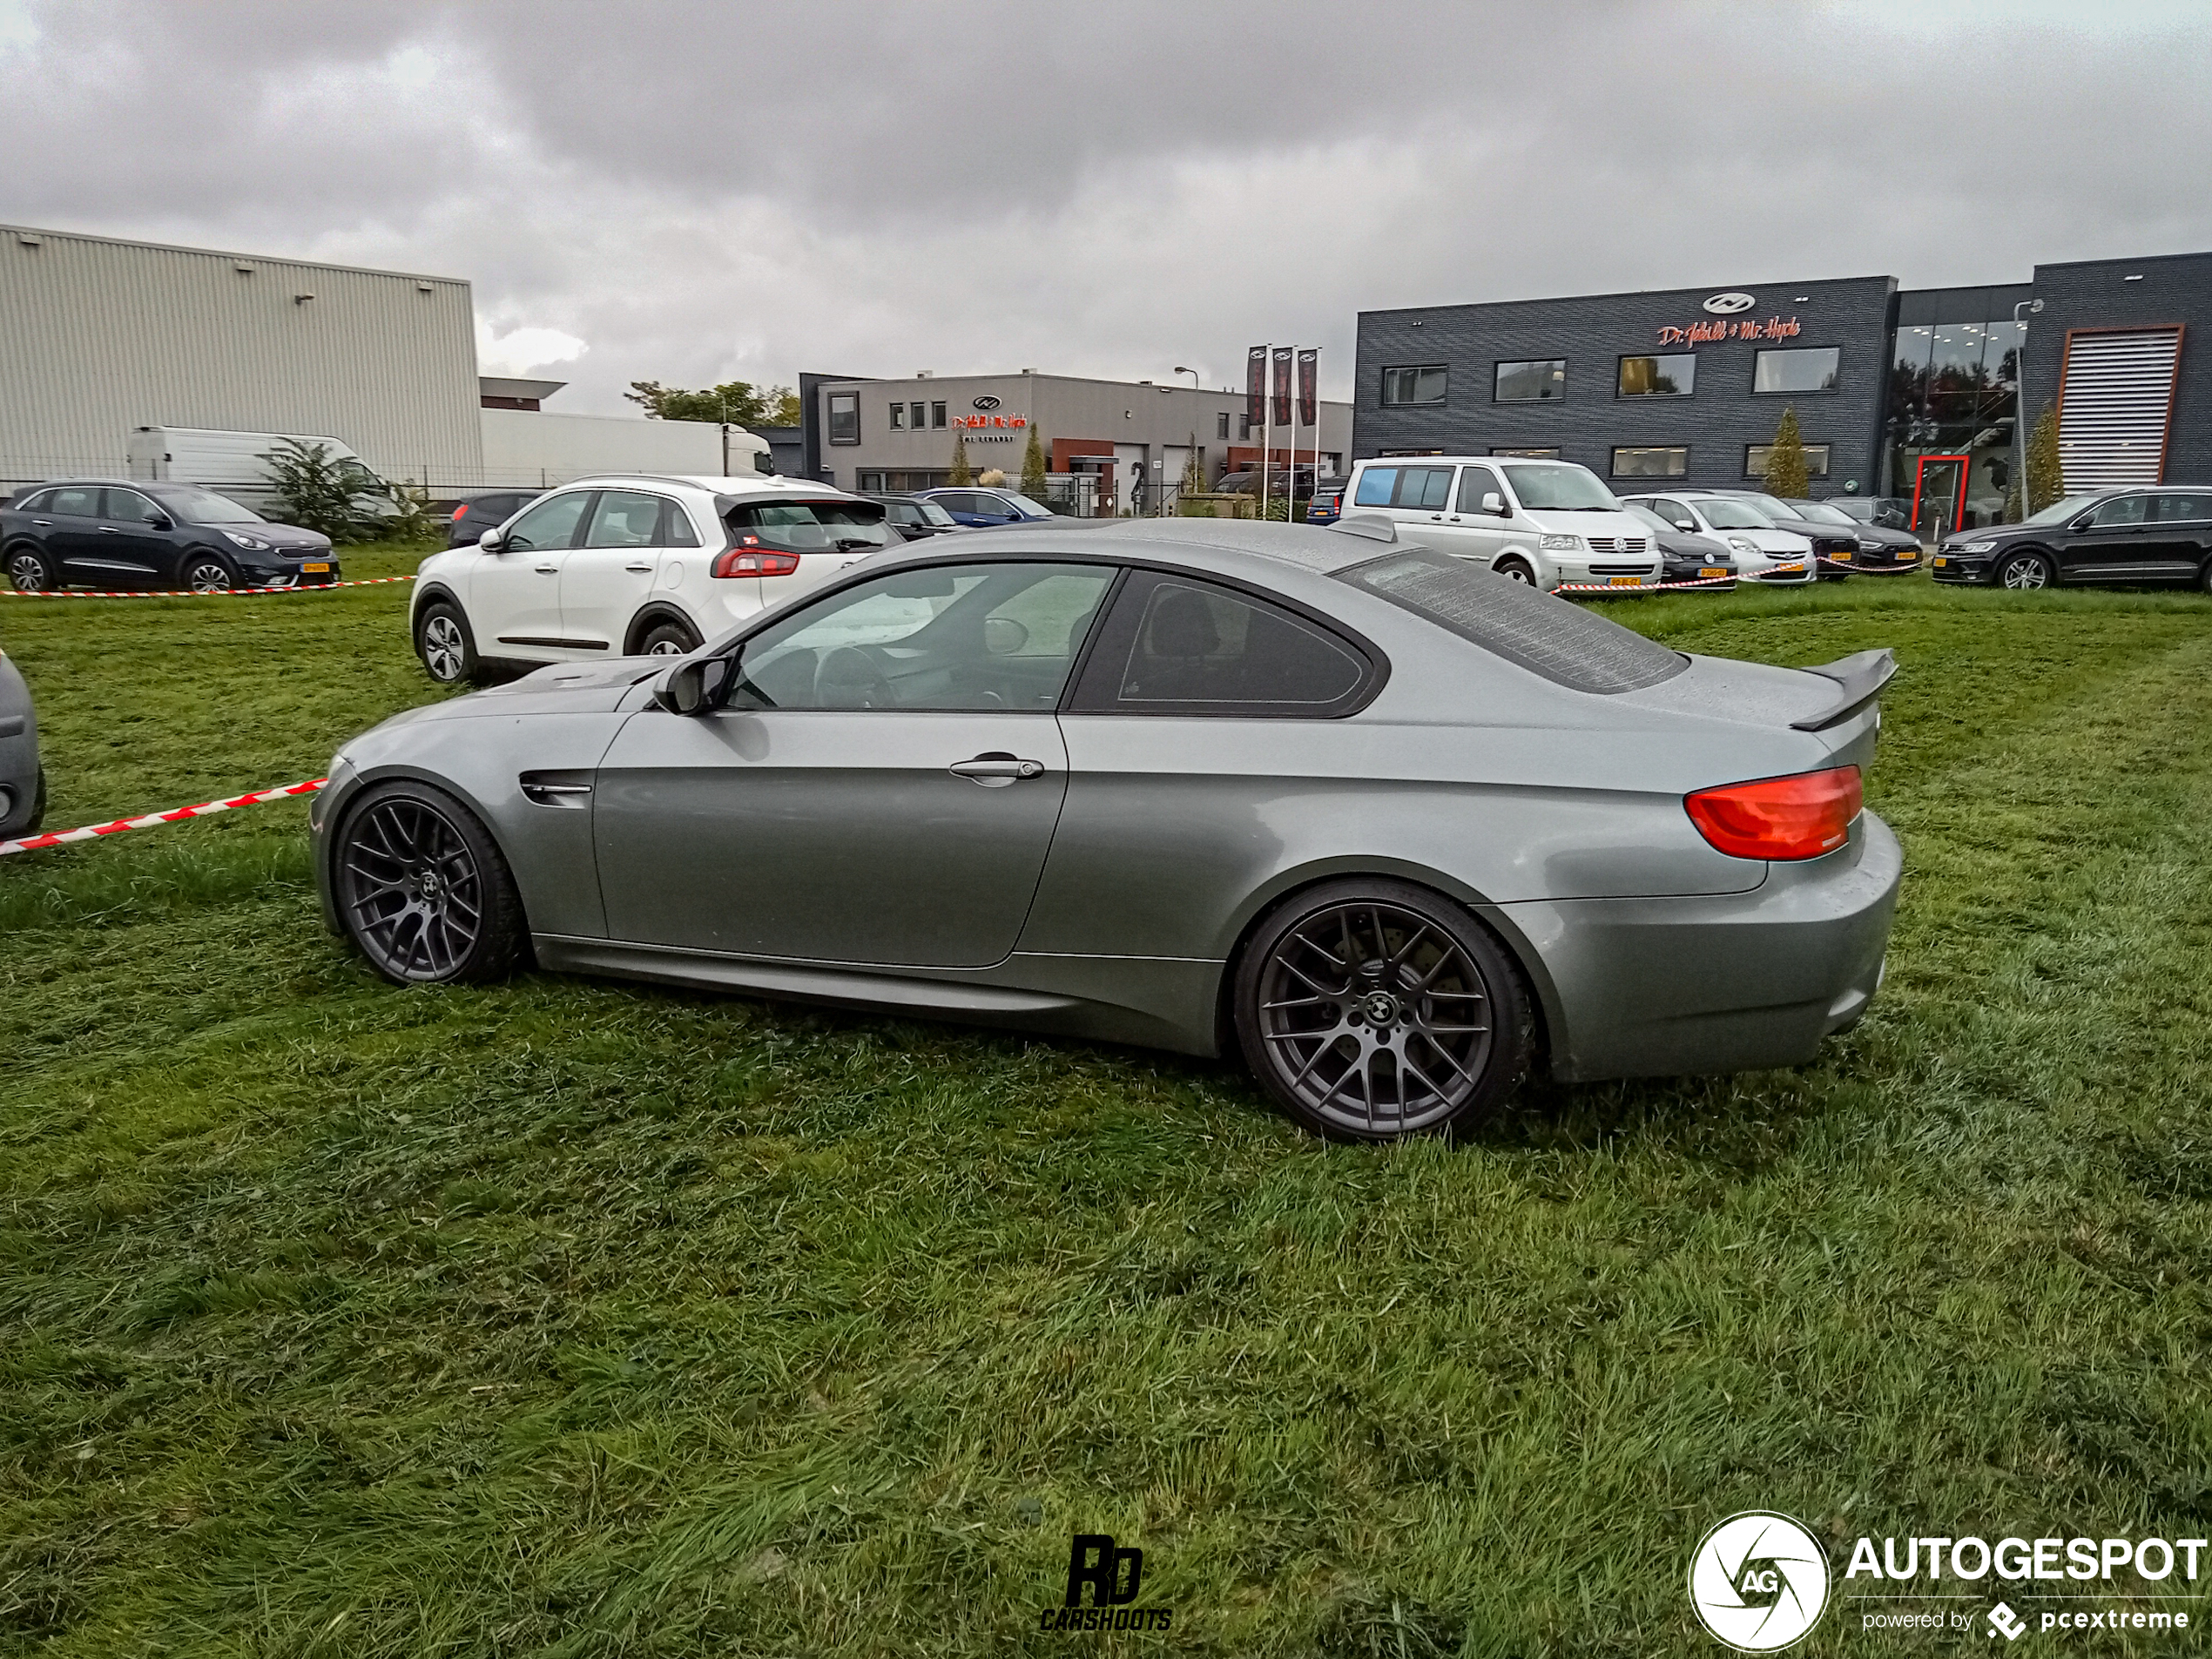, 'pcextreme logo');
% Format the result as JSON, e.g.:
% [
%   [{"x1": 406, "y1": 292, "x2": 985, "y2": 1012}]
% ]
[{"x1": 1689, "y1": 1512, "x2": 1831, "y2": 1651}]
